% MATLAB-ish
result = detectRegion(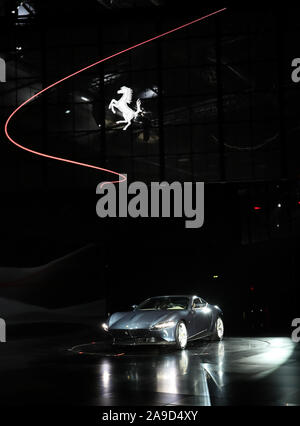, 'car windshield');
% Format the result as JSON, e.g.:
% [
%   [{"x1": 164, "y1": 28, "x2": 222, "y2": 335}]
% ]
[{"x1": 138, "y1": 297, "x2": 189, "y2": 311}]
